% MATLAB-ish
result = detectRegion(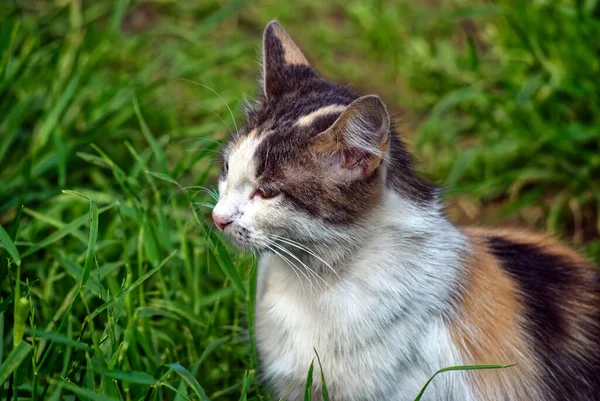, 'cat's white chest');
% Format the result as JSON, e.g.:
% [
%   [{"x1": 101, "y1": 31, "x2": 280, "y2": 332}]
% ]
[{"x1": 254, "y1": 253, "x2": 473, "y2": 401}]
